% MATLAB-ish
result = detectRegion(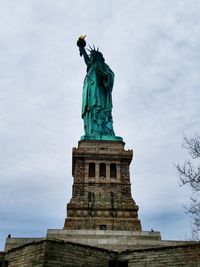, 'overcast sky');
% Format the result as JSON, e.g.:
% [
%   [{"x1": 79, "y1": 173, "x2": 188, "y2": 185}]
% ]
[{"x1": 0, "y1": 0, "x2": 200, "y2": 250}]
